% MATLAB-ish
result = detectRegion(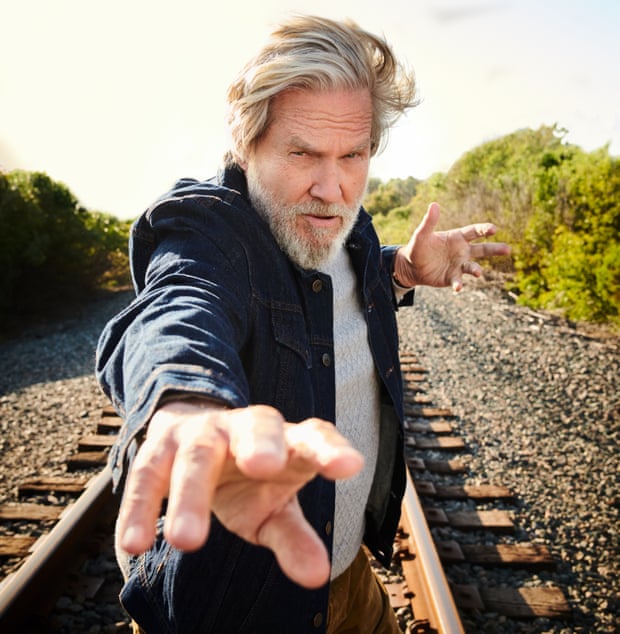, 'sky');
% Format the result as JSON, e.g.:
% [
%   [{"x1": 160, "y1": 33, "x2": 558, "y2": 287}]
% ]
[{"x1": 2, "y1": 0, "x2": 618, "y2": 219}]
